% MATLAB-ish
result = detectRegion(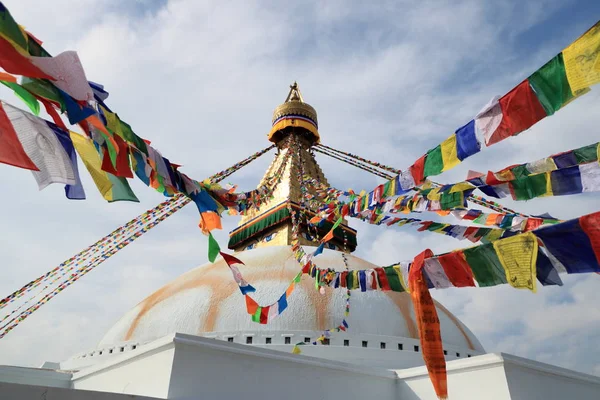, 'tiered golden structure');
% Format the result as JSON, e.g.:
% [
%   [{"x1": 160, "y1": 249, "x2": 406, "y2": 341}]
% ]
[{"x1": 228, "y1": 83, "x2": 356, "y2": 252}]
